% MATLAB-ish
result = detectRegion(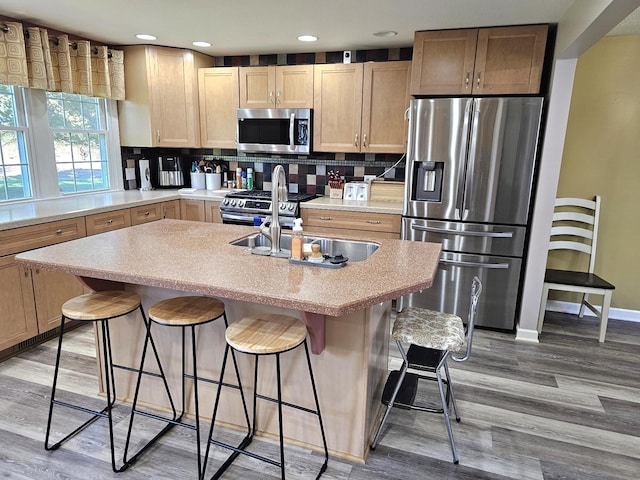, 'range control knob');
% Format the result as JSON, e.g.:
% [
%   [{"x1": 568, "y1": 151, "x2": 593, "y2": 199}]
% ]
[
  {"x1": 288, "y1": 204, "x2": 295, "y2": 211},
  {"x1": 222, "y1": 198, "x2": 229, "y2": 205},
  {"x1": 280, "y1": 203, "x2": 287, "y2": 210}
]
